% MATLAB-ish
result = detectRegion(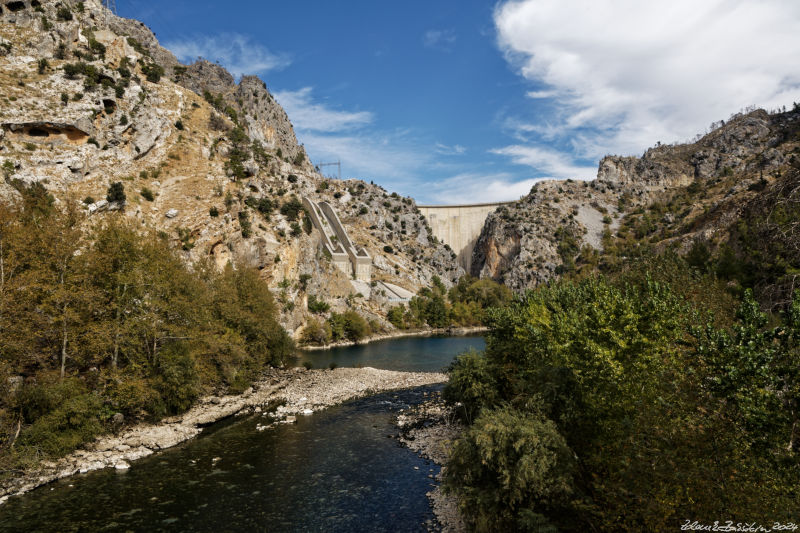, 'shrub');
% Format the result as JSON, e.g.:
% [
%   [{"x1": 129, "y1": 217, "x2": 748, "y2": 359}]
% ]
[
  {"x1": 83, "y1": 196, "x2": 95, "y2": 205},
  {"x1": 175, "y1": 119, "x2": 184, "y2": 131},
  {"x1": 56, "y1": 6, "x2": 73, "y2": 21},
  {"x1": 238, "y1": 211, "x2": 252, "y2": 238},
  {"x1": 387, "y1": 305, "x2": 406, "y2": 329},
  {"x1": 383, "y1": 245, "x2": 394, "y2": 254},
  {"x1": 300, "y1": 318, "x2": 330, "y2": 345},
  {"x1": 279, "y1": 196, "x2": 303, "y2": 221},
  {"x1": 445, "y1": 407, "x2": 576, "y2": 532},
  {"x1": 141, "y1": 62, "x2": 164, "y2": 83},
  {"x1": 244, "y1": 196, "x2": 273, "y2": 218},
  {"x1": 106, "y1": 182, "x2": 126, "y2": 204},
  {"x1": 209, "y1": 206, "x2": 219, "y2": 217},
  {"x1": 140, "y1": 187, "x2": 154, "y2": 201},
  {"x1": 37, "y1": 58, "x2": 49, "y2": 74},
  {"x1": 307, "y1": 295, "x2": 330, "y2": 314}
]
